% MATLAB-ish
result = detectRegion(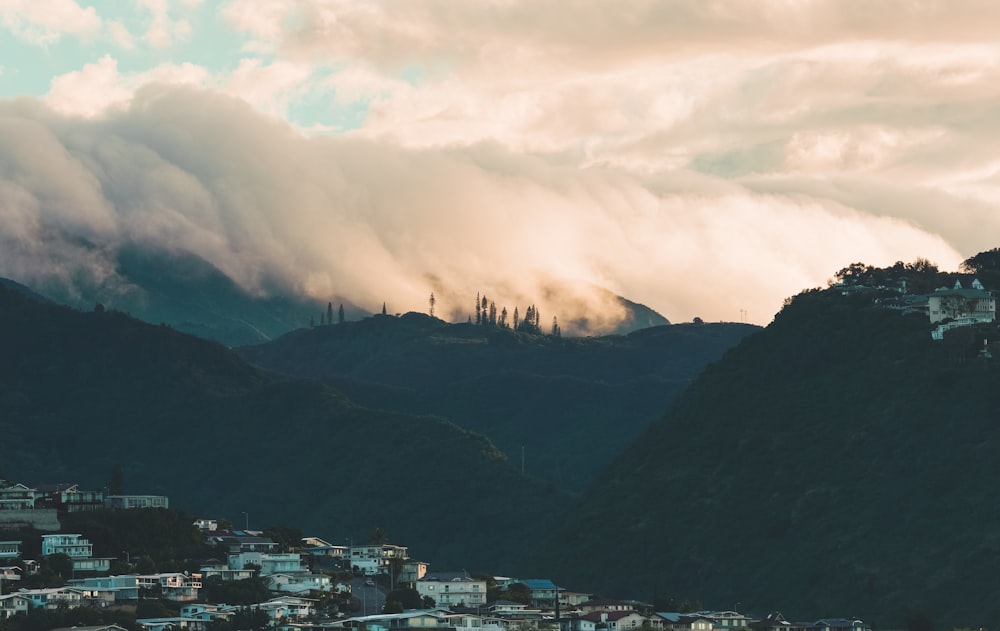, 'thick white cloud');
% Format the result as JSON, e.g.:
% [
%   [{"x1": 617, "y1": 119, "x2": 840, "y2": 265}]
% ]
[
  {"x1": 0, "y1": 0, "x2": 100, "y2": 45},
  {"x1": 3, "y1": 1, "x2": 998, "y2": 327},
  {"x1": 0, "y1": 88, "x2": 966, "y2": 329}
]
